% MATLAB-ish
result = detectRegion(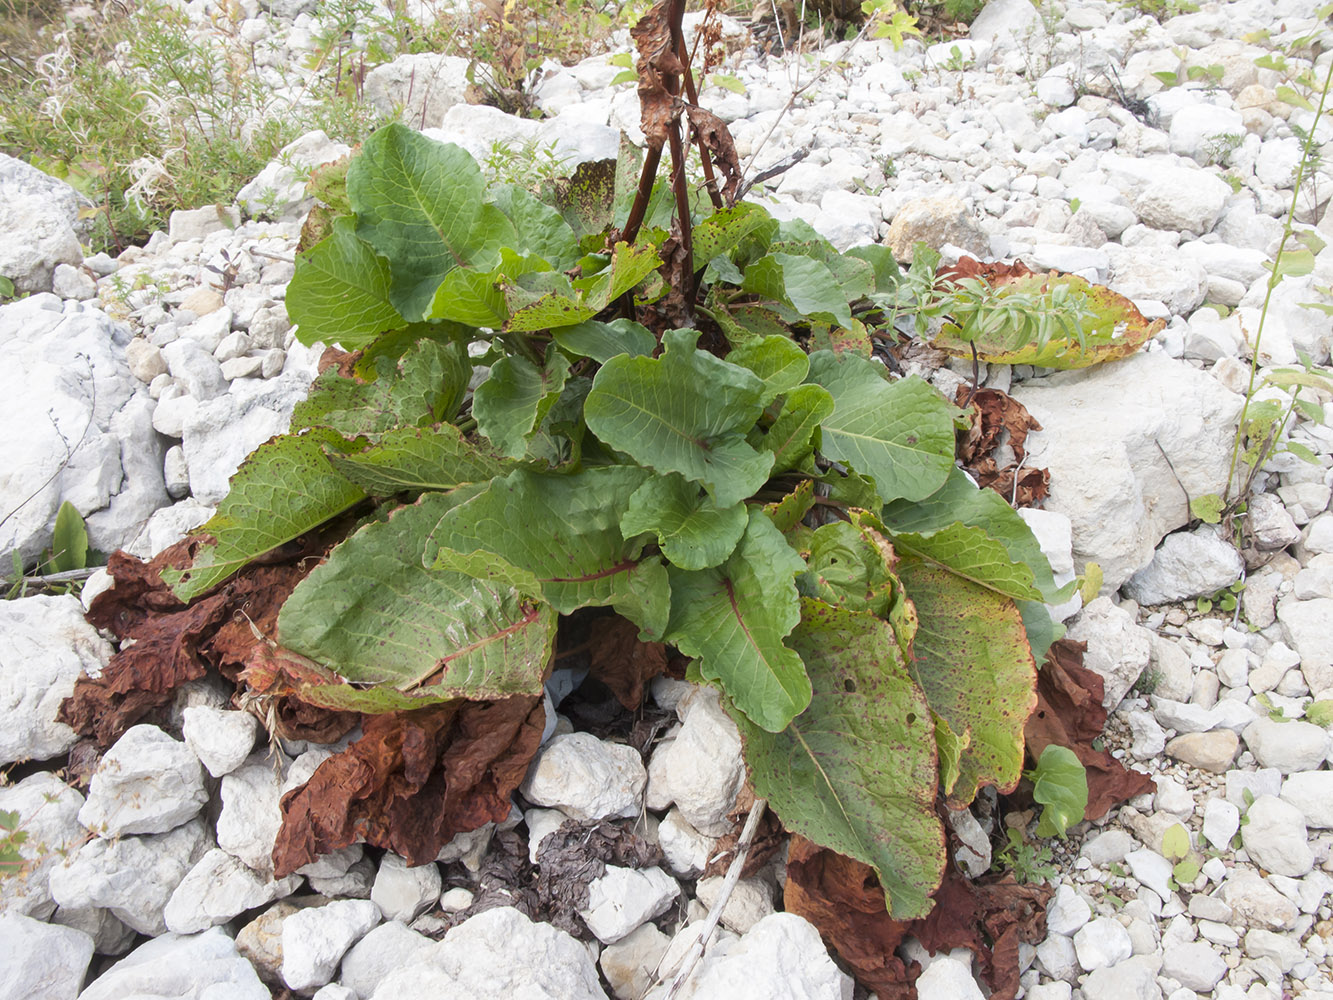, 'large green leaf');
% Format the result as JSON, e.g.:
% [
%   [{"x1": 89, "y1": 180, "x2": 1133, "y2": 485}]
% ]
[
  {"x1": 1031, "y1": 745, "x2": 1088, "y2": 838},
  {"x1": 292, "y1": 339, "x2": 470, "y2": 443},
  {"x1": 692, "y1": 203, "x2": 773, "y2": 271},
  {"x1": 427, "y1": 466, "x2": 669, "y2": 638},
  {"x1": 620, "y1": 474, "x2": 748, "y2": 571},
  {"x1": 726, "y1": 335, "x2": 809, "y2": 403},
  {"x1": 797, "y1": 520, "x2": 897, "y2": 617},
  {"x1": 585, "y1": 329, "x2": 774, "y2": 507},
  {"x1": 665, "y1": 510, "x2": 809, "y2": 731},
  {"x1": 751, "y1": 384, "x2": 834, "y2": 474},
  {"x1": 286, "y1": 217, "x2": 405, "y2": 349},
  {"x1": 552, "y1": 319, "x2": 656, "y2": 363},
  {"x1": 897, "y1": 558, "x2": 1037, "y2": 804},
  {"x1": 473, "y1": 353, "x2": 572, "y2": 459},
  {"x1": 503, "y1": 241, "x2": 661, "y2": 332},
  {"x1": 741, "y1": 253, "x2": 854, "y2": 327},
  {"x1": 277, "y1": 493, "x2": 556, "y2": 708},
  {"x1": 734, "y1": 599, "x2": 945, "y2": 918},
  {"x1": 348, "y1": 123, "x2": 515, "y2": 320},
  {"x1": 428, "y1": 250, "x2": 551, "y2": 328},
  {"x1": 488, "y1": 184, "x2": 579, "y2": 270},
  {"x1": 806, "y1": 351, "x2": 955, "y2": 503},
  {"x1": 326, "y1": 423, "x2": 508, "y2": 495},
  {"x1": 881, "y1": 467, "x2": 1073, "y2": 603},
  {"x1": 162, "y1": 431, "x2": 368, "y2": 602}
]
